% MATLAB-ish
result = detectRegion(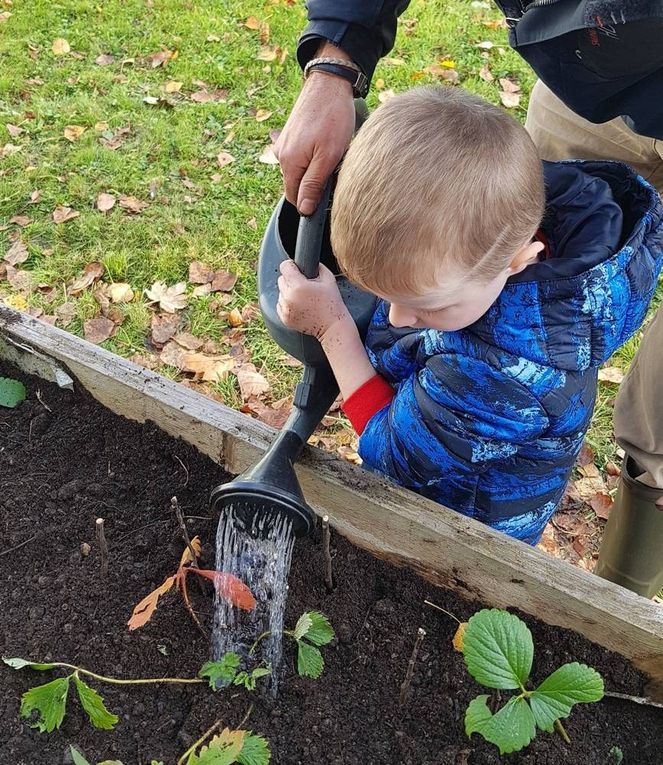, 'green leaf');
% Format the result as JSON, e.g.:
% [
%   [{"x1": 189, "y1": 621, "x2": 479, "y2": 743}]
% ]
[
  {"x1": 3, "y1": 657, "x2": 56, "y2": 670},
  {"x1": 292, "y1": 612, "x2": 313, "y2": 641},
  {"x1": 233, "y1": 666, "x2": 271, "y2": 691},
  {"x1": 303, "y1": 612, "x2": 334, "y2": 646},
  {"x1": 74, "y1": 675, "x2": 119, "y2": 730},
  {"x1": 529, "y1": 662, "x2": 604, "y2": 732},
  {"x1": 297, "y1": 641, "x2": 323, "y2": 679},
  {"x1": 199, "y1": 653, "x2": 241, "y2": 689},
  {"x1": 465, "y1": 694, "x2": 536, "y2": 755},
  {"x1": 191, "y1": 729, "x2": 245, "y2": 764},
  {"x1": 237, "y1": 733, "x2": 271, "y2": 765},
  {"x1": 0, "y1": 377, "x2": 26, "y2": 408},
  {"x1": 20, "y1": 676, "x2": 70, "y2": 732},
  {"x1": 463, "y1": 609, "x2": 533, "y2": 690},
  {"x1": 69, "y1": 746, "x2": 91, "y2": 765}
]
